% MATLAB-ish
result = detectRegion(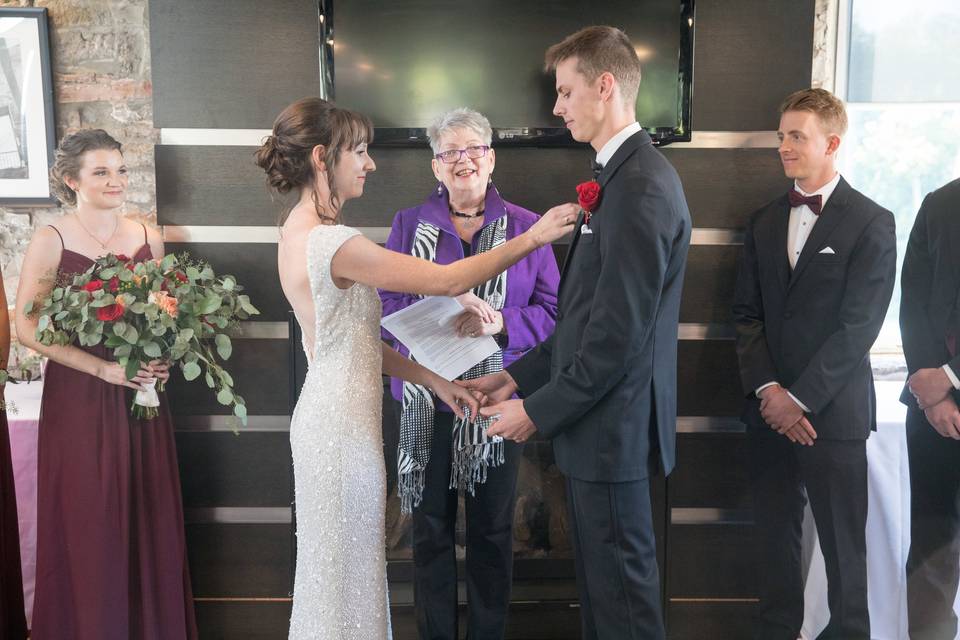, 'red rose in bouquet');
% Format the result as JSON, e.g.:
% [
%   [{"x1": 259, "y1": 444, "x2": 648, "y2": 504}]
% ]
[
  {"x1": 576, "y1": 180, "x2": 602, "y2": 224},
  {"x1": 96, "y1": 299, "x2": 126, "y2": 322},
  {"x1": 81, "y1": 280, "x2": 103, "y2": 292}
]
